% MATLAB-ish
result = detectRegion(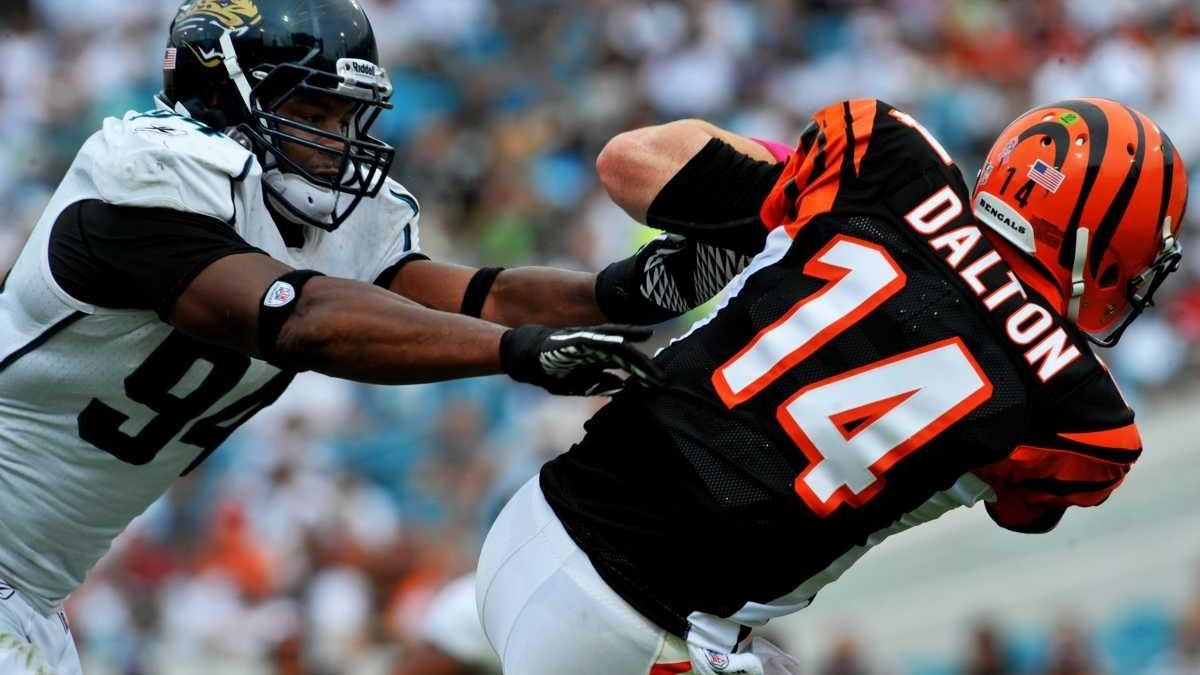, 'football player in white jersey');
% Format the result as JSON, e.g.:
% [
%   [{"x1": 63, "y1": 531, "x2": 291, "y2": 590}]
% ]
[{"x1": 0, "y1": 1, "x2": 755, "y2": 672}]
